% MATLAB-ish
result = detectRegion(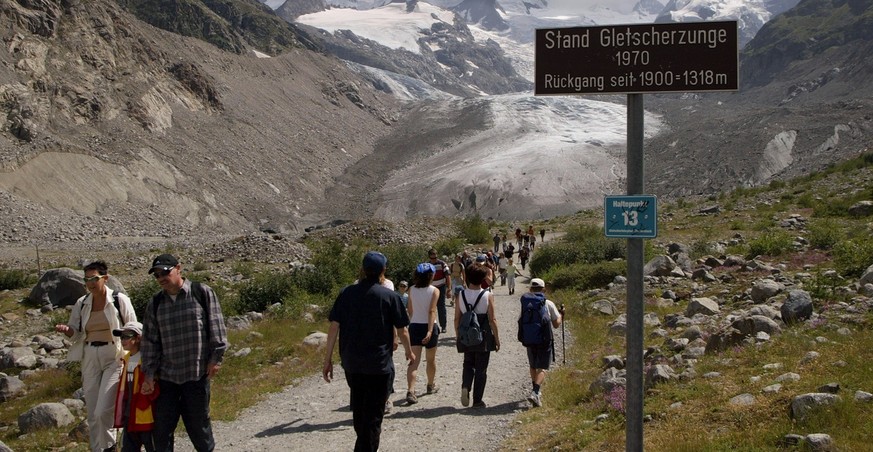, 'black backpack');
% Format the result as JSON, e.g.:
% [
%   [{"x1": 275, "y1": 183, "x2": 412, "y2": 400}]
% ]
[
  {"x1": 458, "y1": 290, "x2": 486, "y2": 348},
  {"x1": 518, "y1": 292, "x2": 553, "y2": 347}
]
